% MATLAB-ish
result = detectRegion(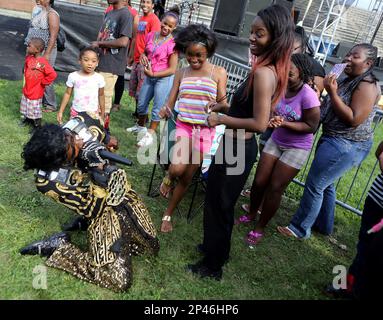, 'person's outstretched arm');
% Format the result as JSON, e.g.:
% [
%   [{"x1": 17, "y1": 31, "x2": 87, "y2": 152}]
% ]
[{"x1": 57, "y1": 86, "x2": 73, "y2": 124}]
